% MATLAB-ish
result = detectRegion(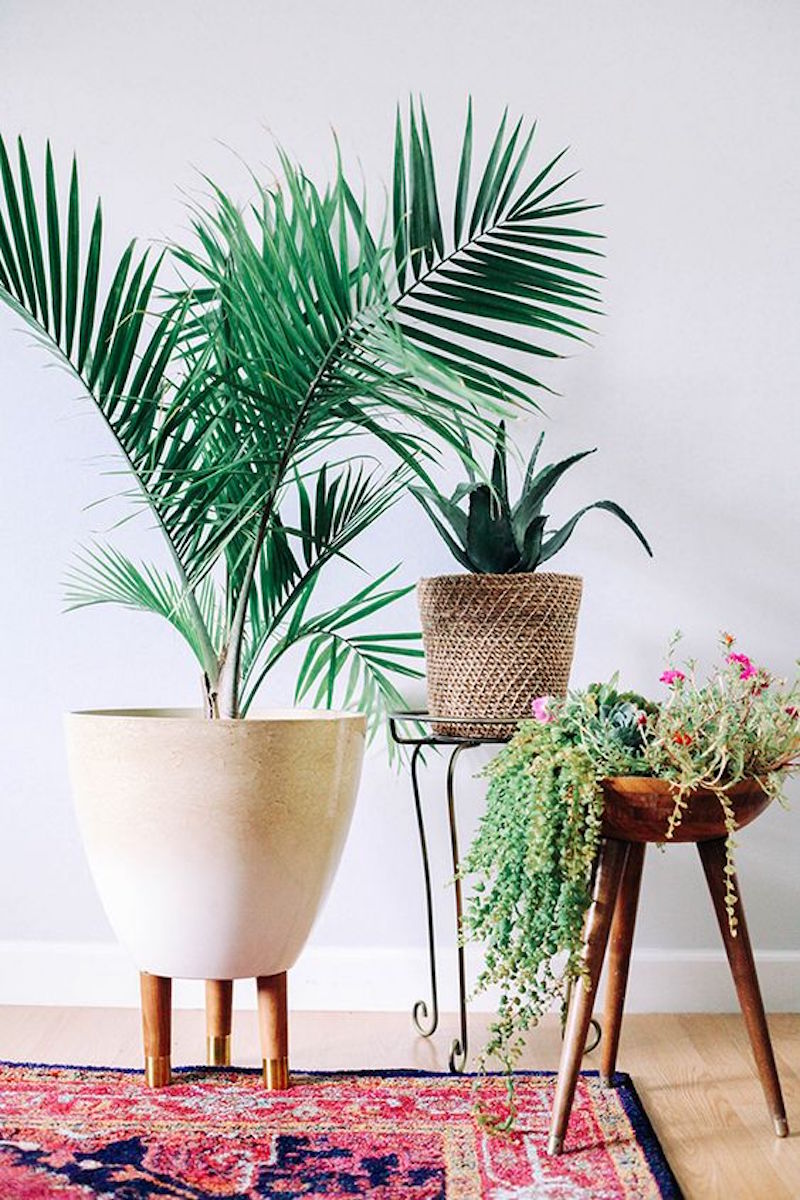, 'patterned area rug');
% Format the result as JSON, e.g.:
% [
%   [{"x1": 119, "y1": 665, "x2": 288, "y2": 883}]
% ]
[{"x1": 0, "y1": 1063, "x2": 682, "y2": 1198}]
